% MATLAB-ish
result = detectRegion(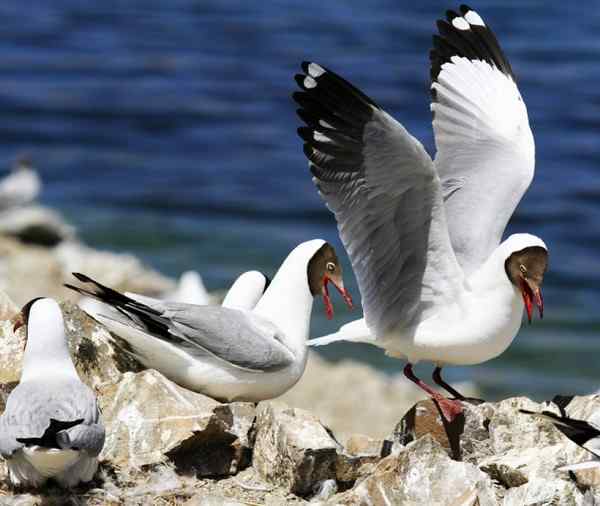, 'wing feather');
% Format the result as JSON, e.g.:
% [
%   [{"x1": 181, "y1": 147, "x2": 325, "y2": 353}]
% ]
[
  {"x1": 294, "y1": 62, "x2": 464, "y2": 337},
  {"x1": 431, "y1": 5, "x2": 535, "y2": 275}
]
